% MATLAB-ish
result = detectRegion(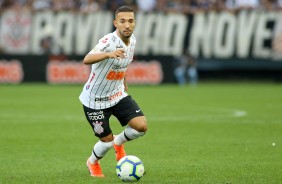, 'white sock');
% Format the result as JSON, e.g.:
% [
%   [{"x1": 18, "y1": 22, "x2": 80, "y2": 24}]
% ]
[
  {"x1": 114, "y1": 132, "x2": 128, "y2": 146},
  {"x1": 114, "y1": 126, "x2": 146, "y2": 146},
  {"x1": 89, "y1": 140, "x2": 113, "y2": 164}
]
